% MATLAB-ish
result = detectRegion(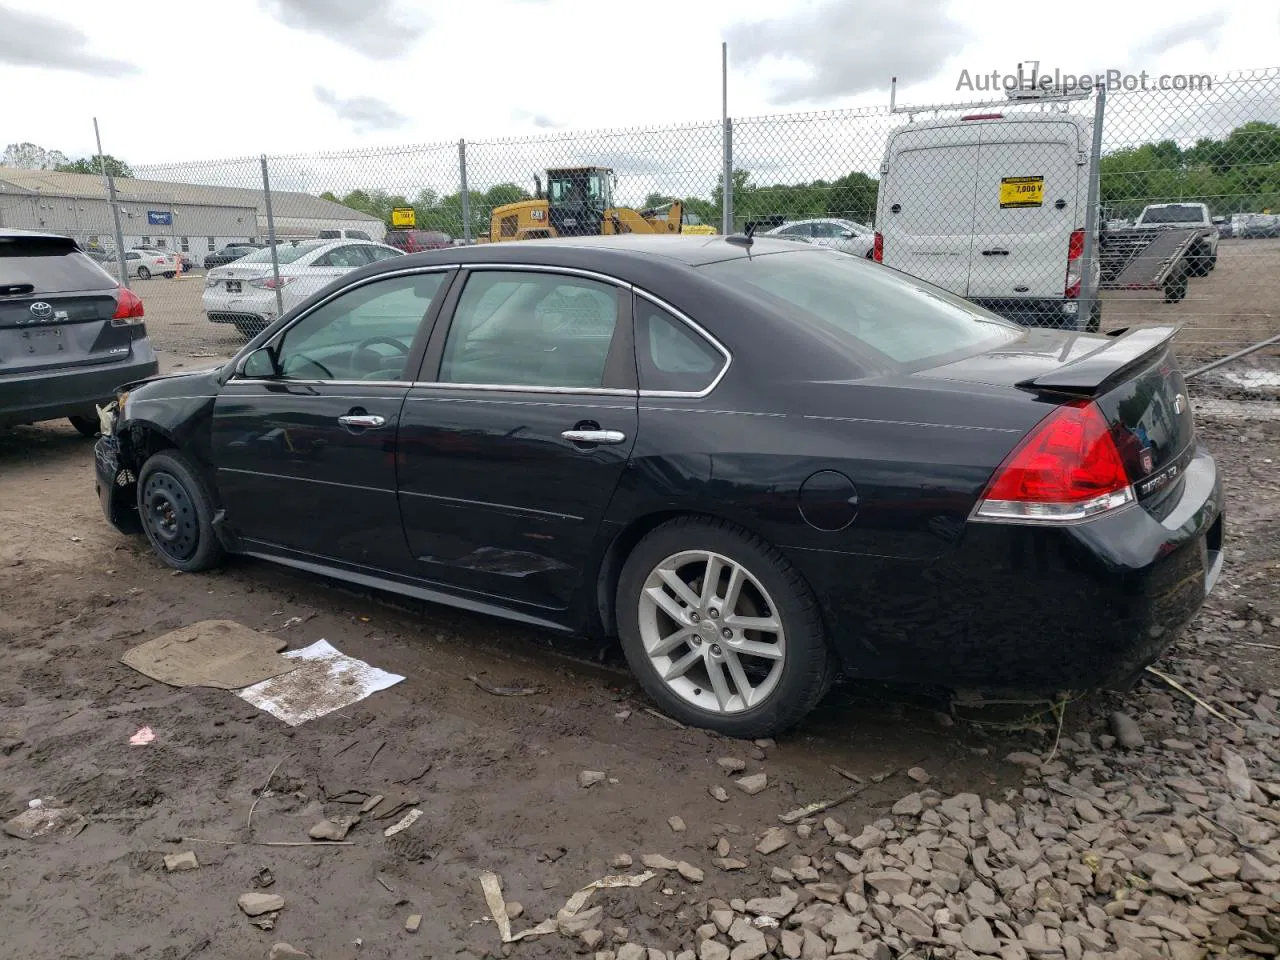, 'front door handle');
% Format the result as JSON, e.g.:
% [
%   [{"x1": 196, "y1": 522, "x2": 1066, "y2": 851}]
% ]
[
  {"x1": 338, "y1": 414, "x2": 386, "y2": 429},
  {"x1": 561, "y1": 429, "x2": 627, "y2": 445},
  {"x1": 981, "y1": 249, "x2": 1010, "y2": 256}
]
